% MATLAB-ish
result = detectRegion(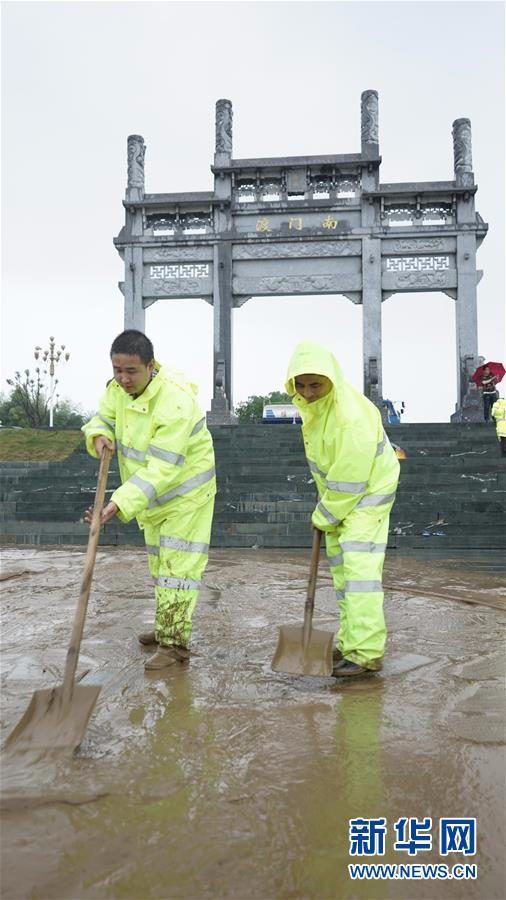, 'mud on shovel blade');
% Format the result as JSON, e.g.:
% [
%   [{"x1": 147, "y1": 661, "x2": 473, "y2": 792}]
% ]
[
  {"x1": 271, "y1": 528, "x2": 334, "y2": 676},
  {"x1": 4, "y1": 448, "x2": 113, "y2": 754}
]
